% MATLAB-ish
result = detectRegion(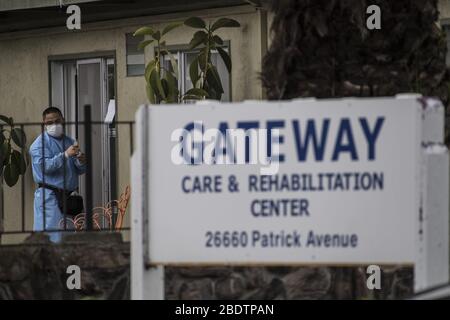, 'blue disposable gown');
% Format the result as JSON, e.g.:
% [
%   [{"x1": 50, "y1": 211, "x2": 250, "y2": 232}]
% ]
[{"x1": 29, "y1": 132, "x2": 86, "y2": 242}]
